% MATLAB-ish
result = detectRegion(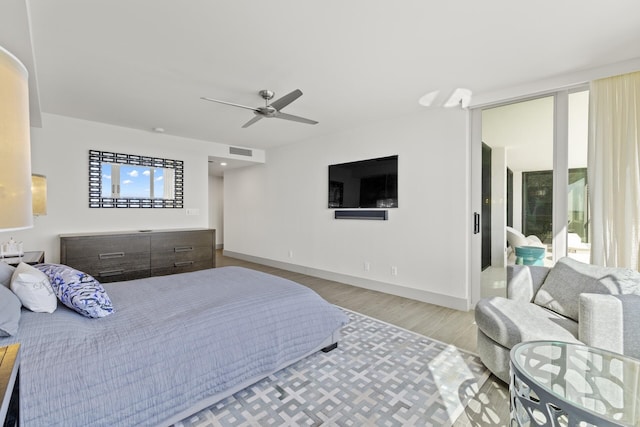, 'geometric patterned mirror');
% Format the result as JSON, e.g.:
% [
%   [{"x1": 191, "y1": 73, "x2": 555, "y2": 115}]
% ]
[{"x1": 88, "y1": 150, "x2": 184, "y2": 208}]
